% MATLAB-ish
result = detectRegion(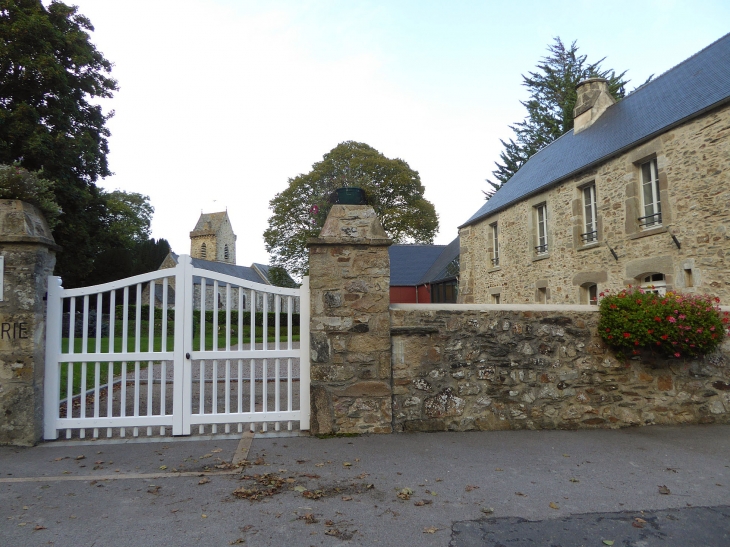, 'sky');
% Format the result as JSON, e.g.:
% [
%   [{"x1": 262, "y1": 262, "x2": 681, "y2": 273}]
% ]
[{"x1": 67, "y1": 0, "x2": 730, "y2": 266}]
